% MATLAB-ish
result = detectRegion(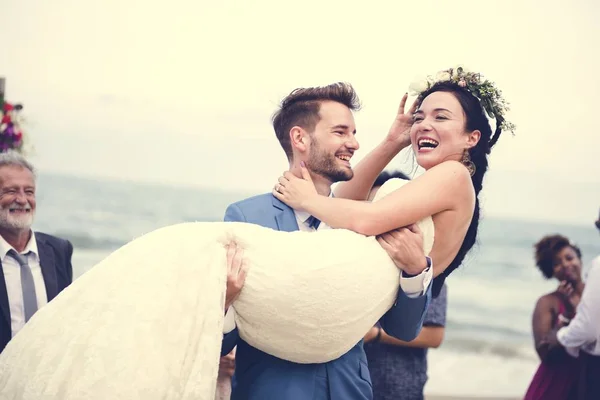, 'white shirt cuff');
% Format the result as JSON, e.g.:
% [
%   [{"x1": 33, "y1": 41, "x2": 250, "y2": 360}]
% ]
[
  {"x1": 399, "y1": 262, "x2": 433, "y2": 299},
  {"x1": 557, "y1": 326, "x2": 580, "y2": 358},
  {"x1": 223, "y1": 307, "x2": 237, "y2": 334}
]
